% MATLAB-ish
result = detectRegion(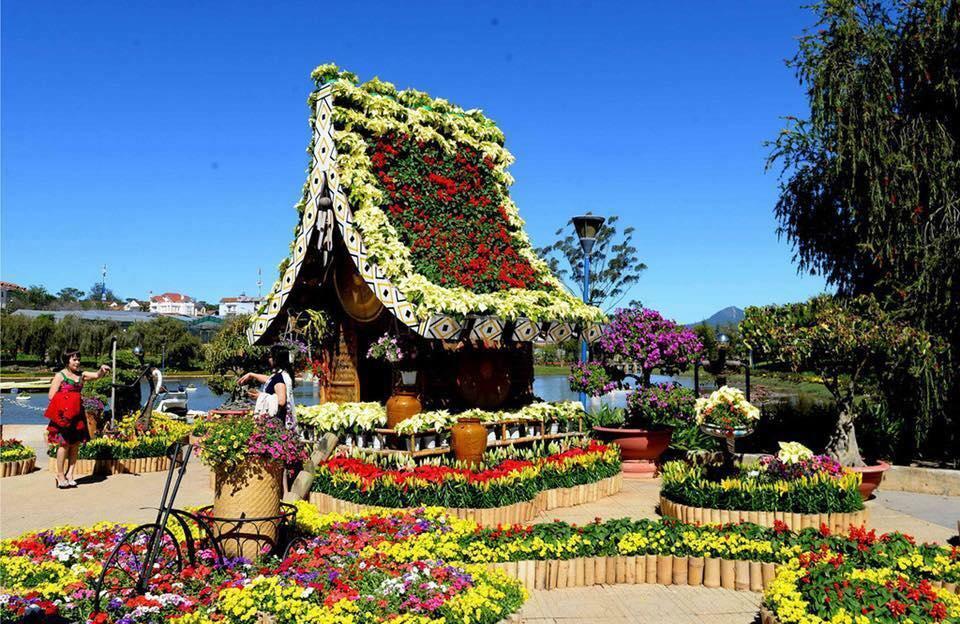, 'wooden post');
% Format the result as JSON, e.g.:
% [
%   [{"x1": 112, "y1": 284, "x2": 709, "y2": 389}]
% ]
[{"x1": 110, "y1": 336, "x2": 117, "y2": 428}]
